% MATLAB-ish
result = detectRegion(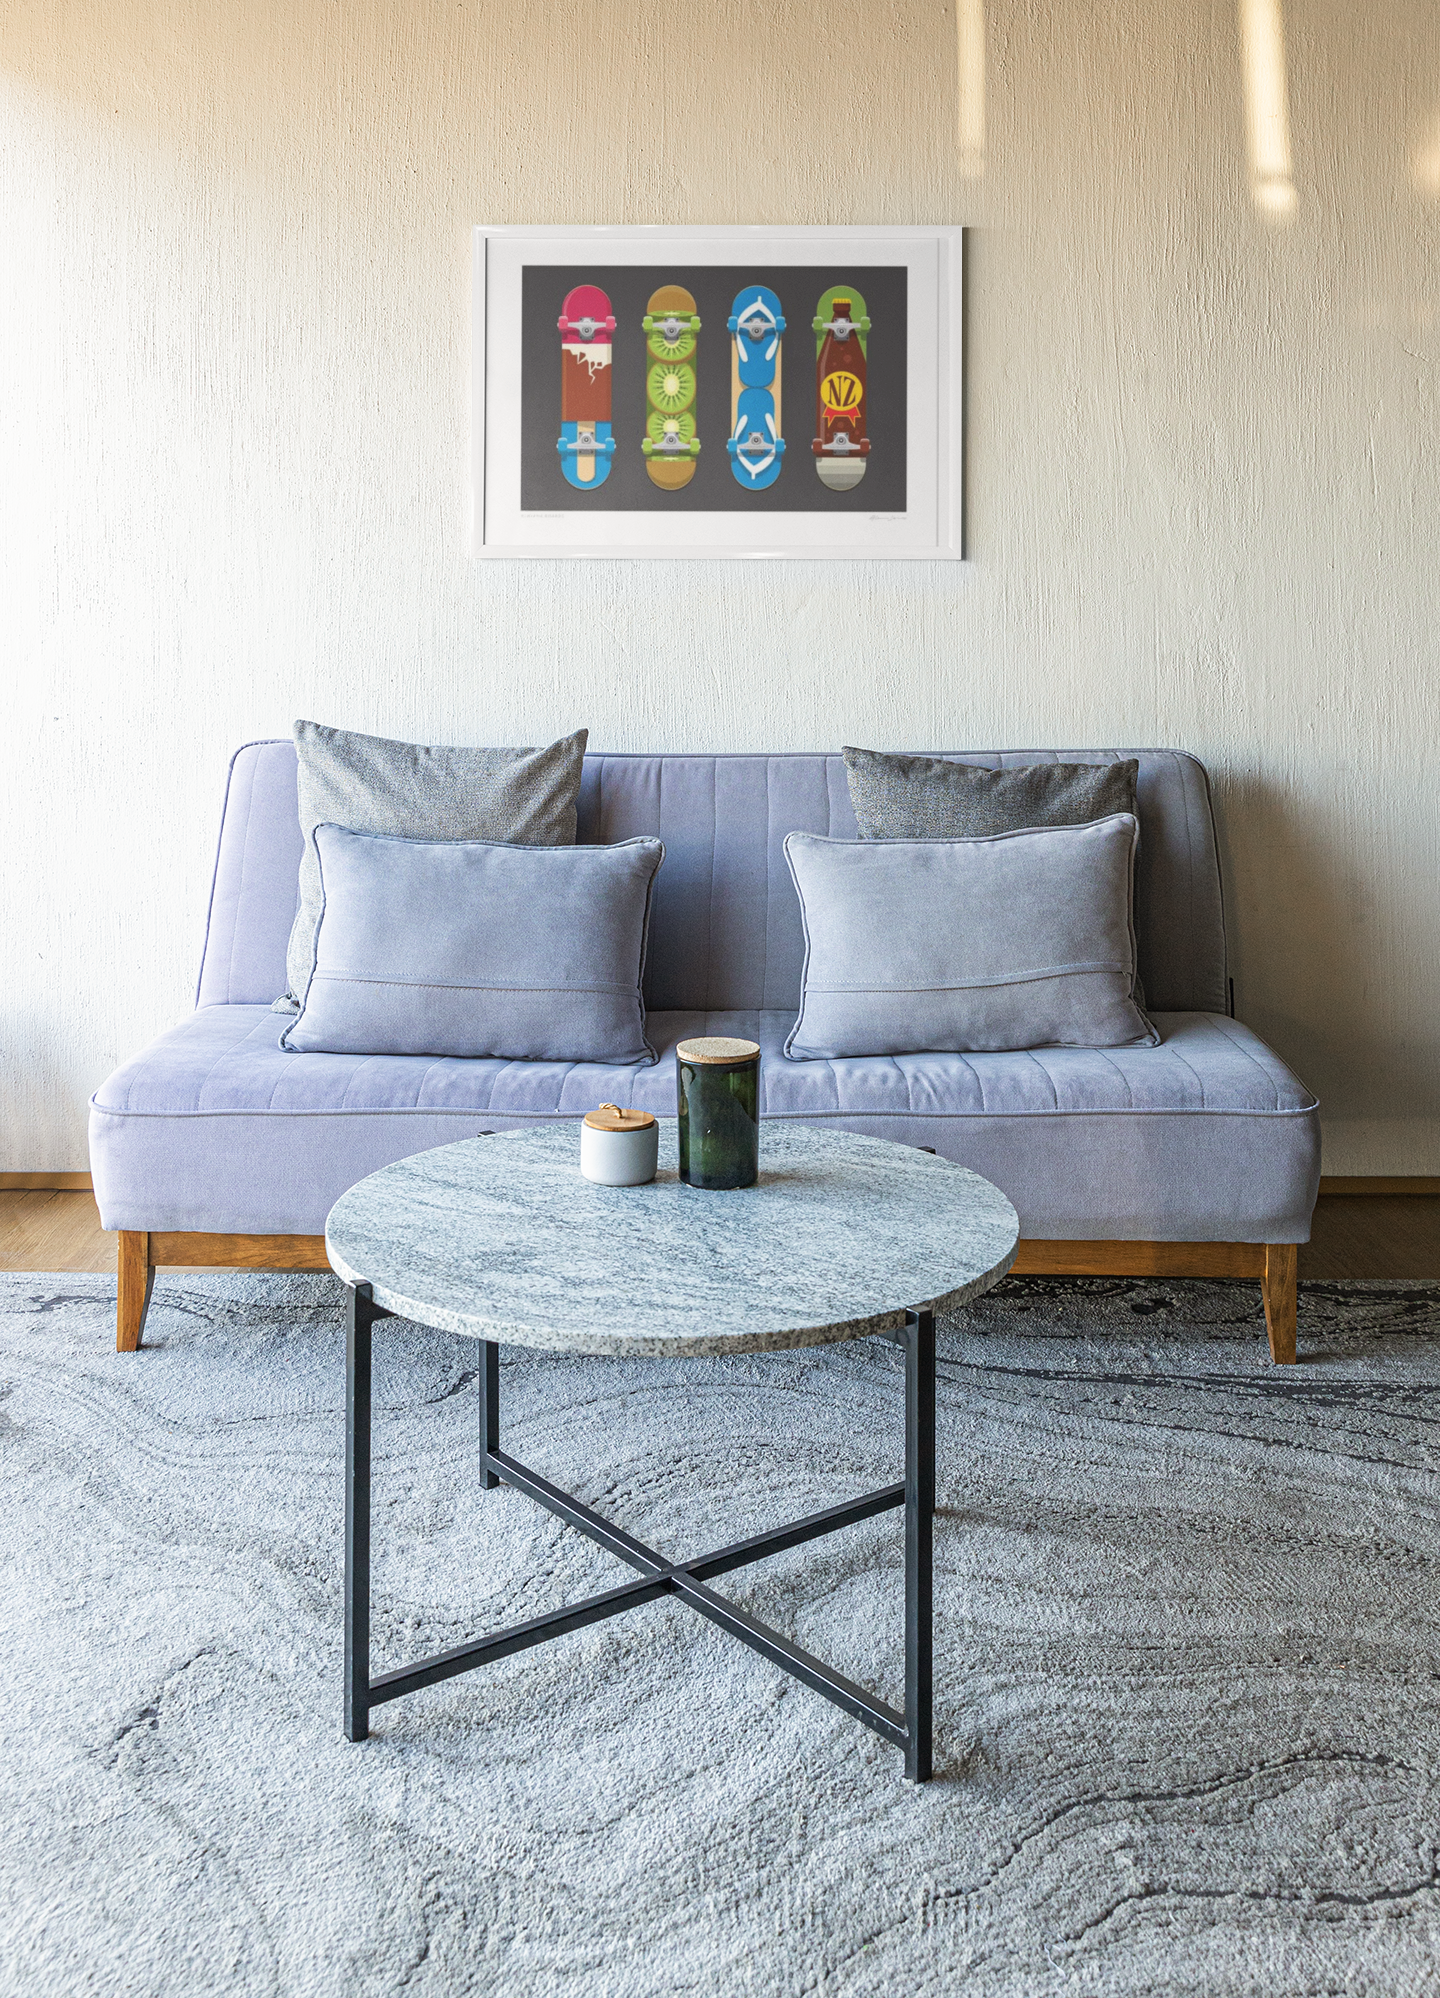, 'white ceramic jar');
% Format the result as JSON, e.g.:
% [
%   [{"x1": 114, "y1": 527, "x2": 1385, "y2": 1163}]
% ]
[{"x1": 580, "y1": 1104, "x2": 659, "y2": 1186}]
